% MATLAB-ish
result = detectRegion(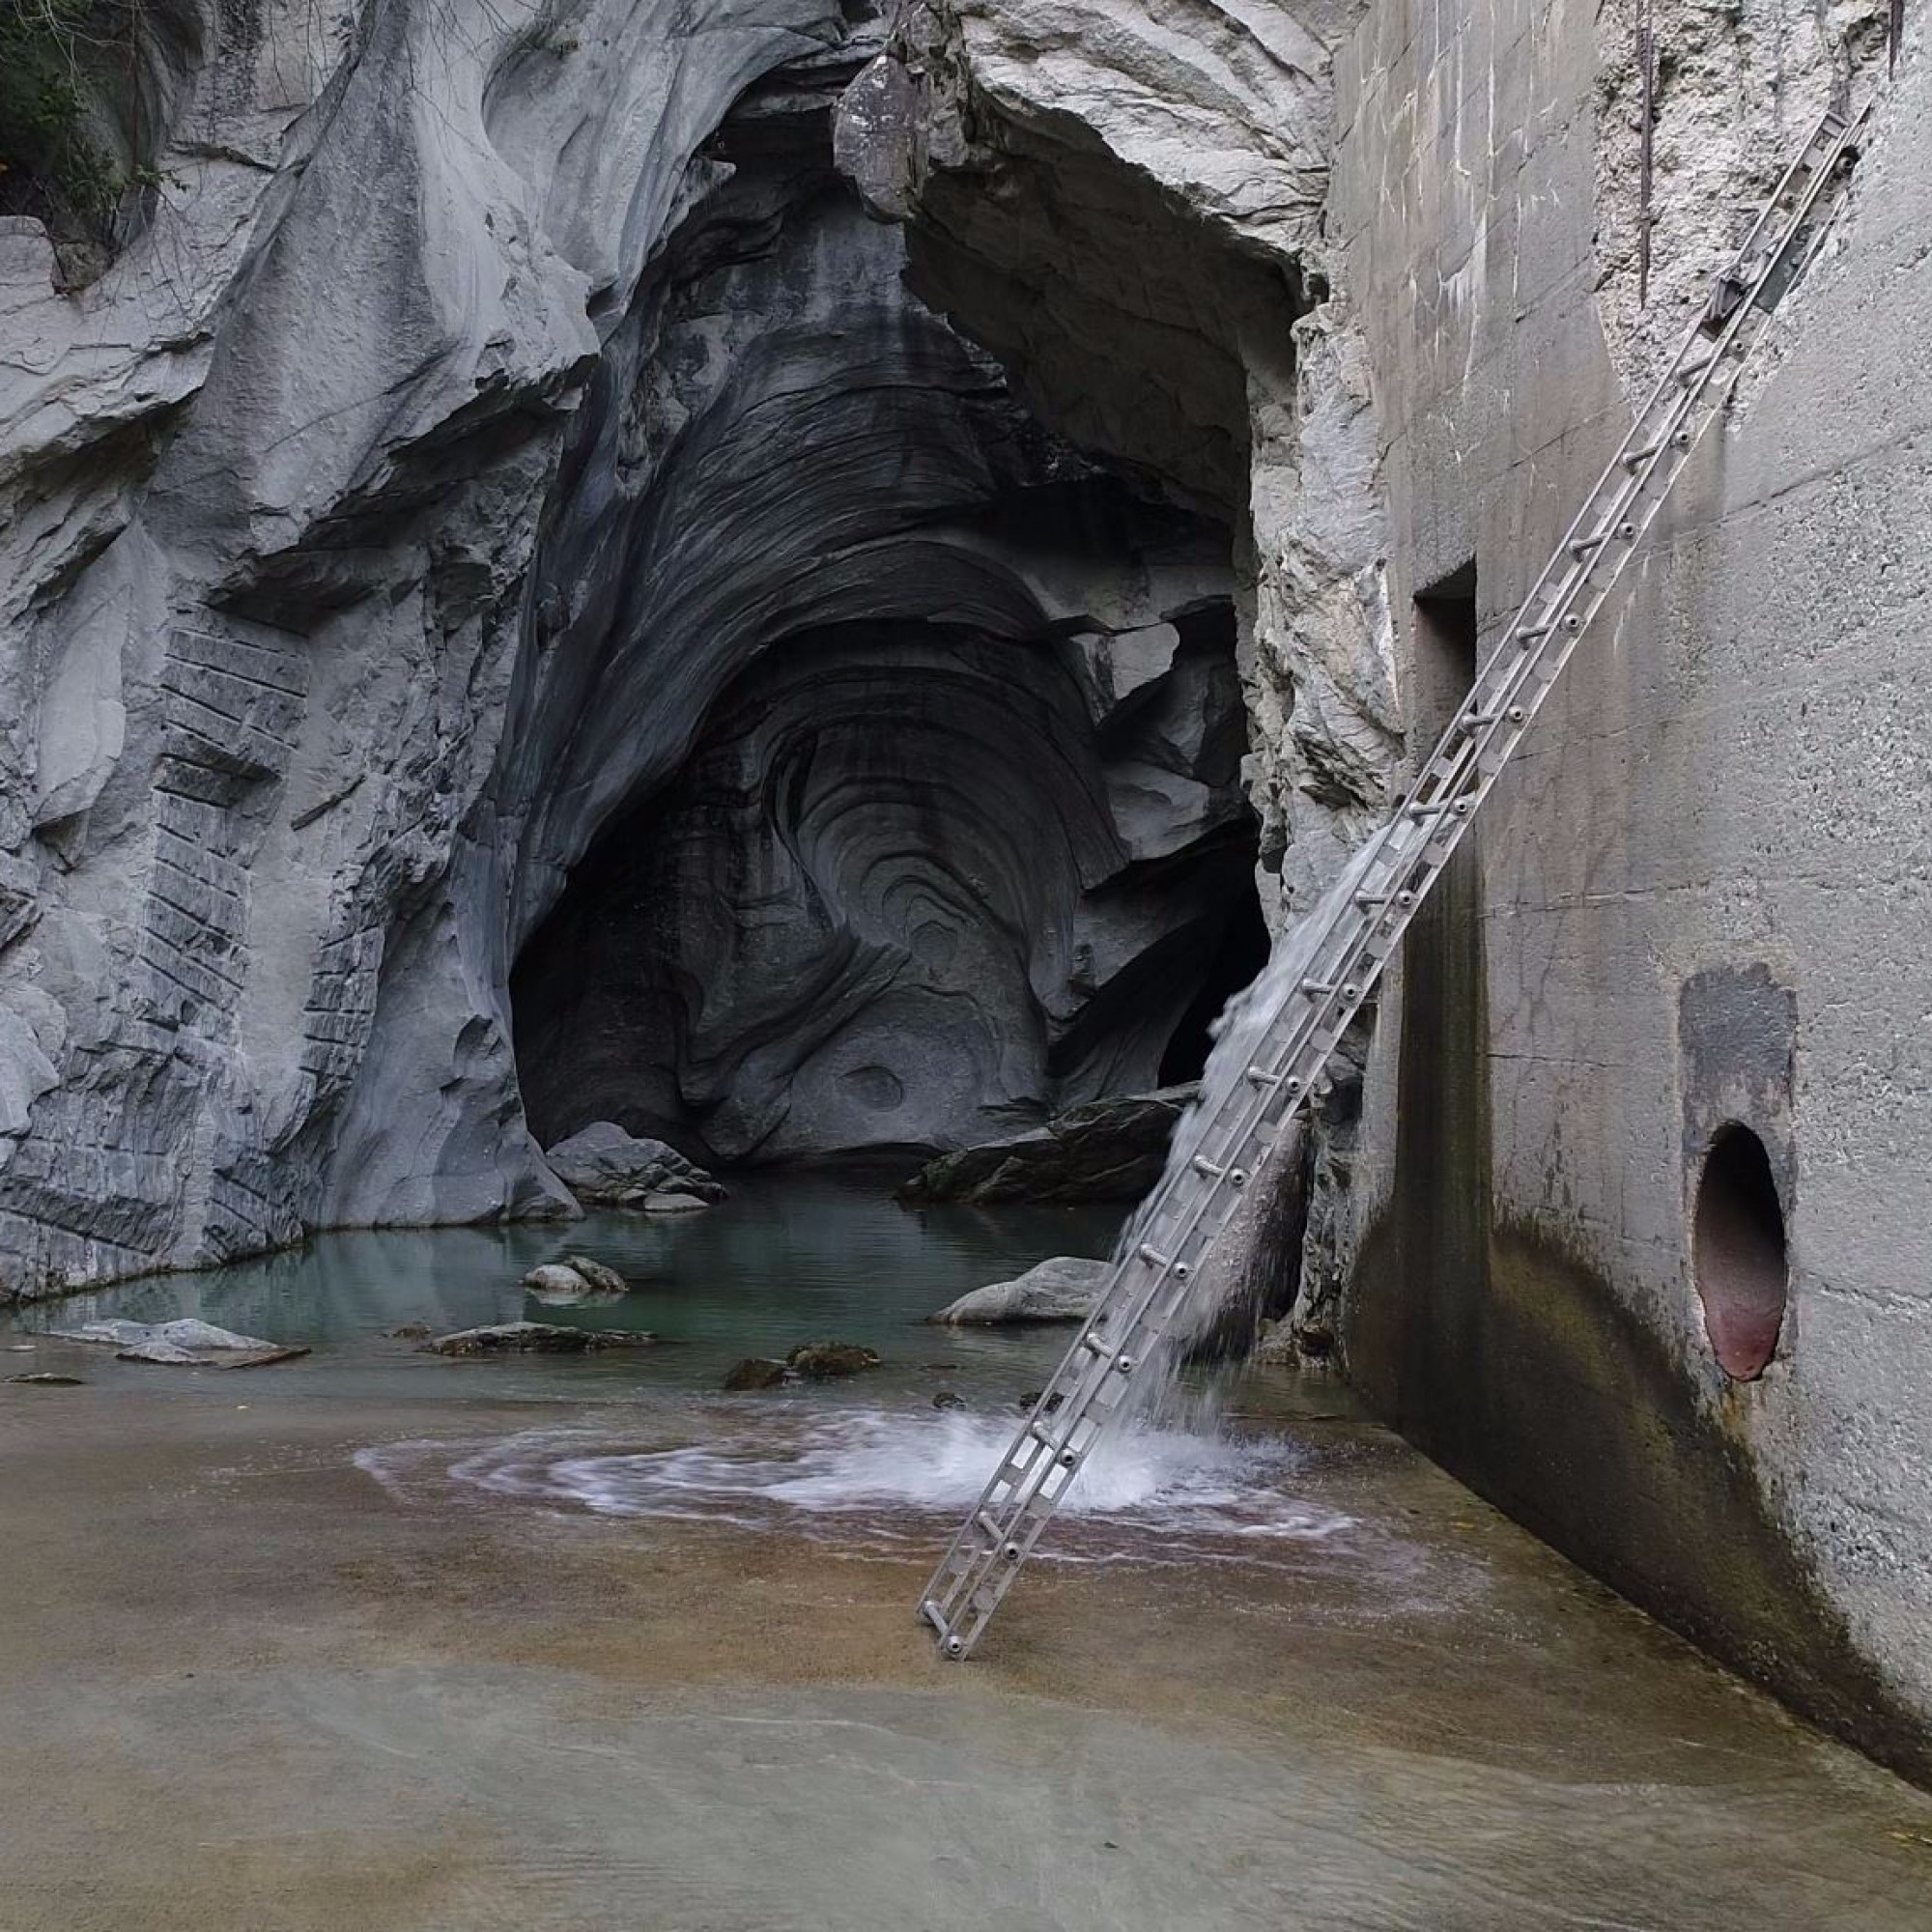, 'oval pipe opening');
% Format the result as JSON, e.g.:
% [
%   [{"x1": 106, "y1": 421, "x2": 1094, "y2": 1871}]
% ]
[{"x1": 1692, "y1": 1122, "x2": 1789, "y2": 1380}]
